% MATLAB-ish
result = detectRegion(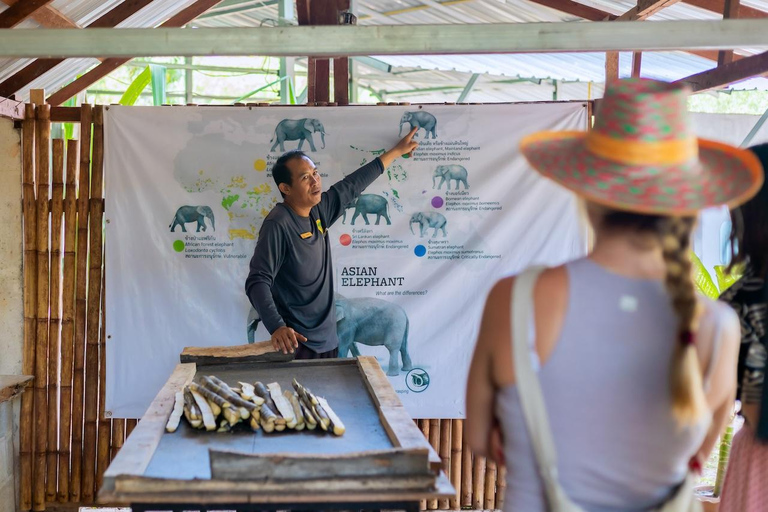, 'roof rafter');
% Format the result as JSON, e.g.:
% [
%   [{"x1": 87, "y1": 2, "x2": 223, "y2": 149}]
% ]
[
  {"x1": 0, "y1": 0, "x2": 157, "y2": 98},
  {"x1": 676, "y1": 50, "x2": 768, "y2": 91},
  {"x1": 47, "y1": 0, "x2": 227, "y2": 105},
  {"x1": 2, "y1": 0, "x2": 79, "y2": 28},
  {"x1": 0, "y1": 0, "x2": 55, "y2": 28},
  {"x1": 683, "y1": 0, "x2": 767, "y2": 18},
  {"x1": 616, "y1": 0, "x2": 683, "y2": 21}
]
